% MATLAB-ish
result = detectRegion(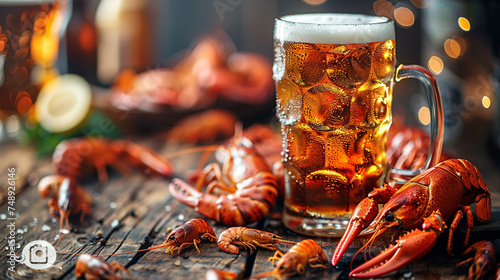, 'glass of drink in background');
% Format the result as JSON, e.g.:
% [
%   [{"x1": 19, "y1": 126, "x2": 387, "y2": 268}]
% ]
[
  {"x1": 0, "y1": 0, "x2": 69, "y2": 136},
  {"x1": 273, "y1": 14, "x2": 444, "y2": 237}
]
